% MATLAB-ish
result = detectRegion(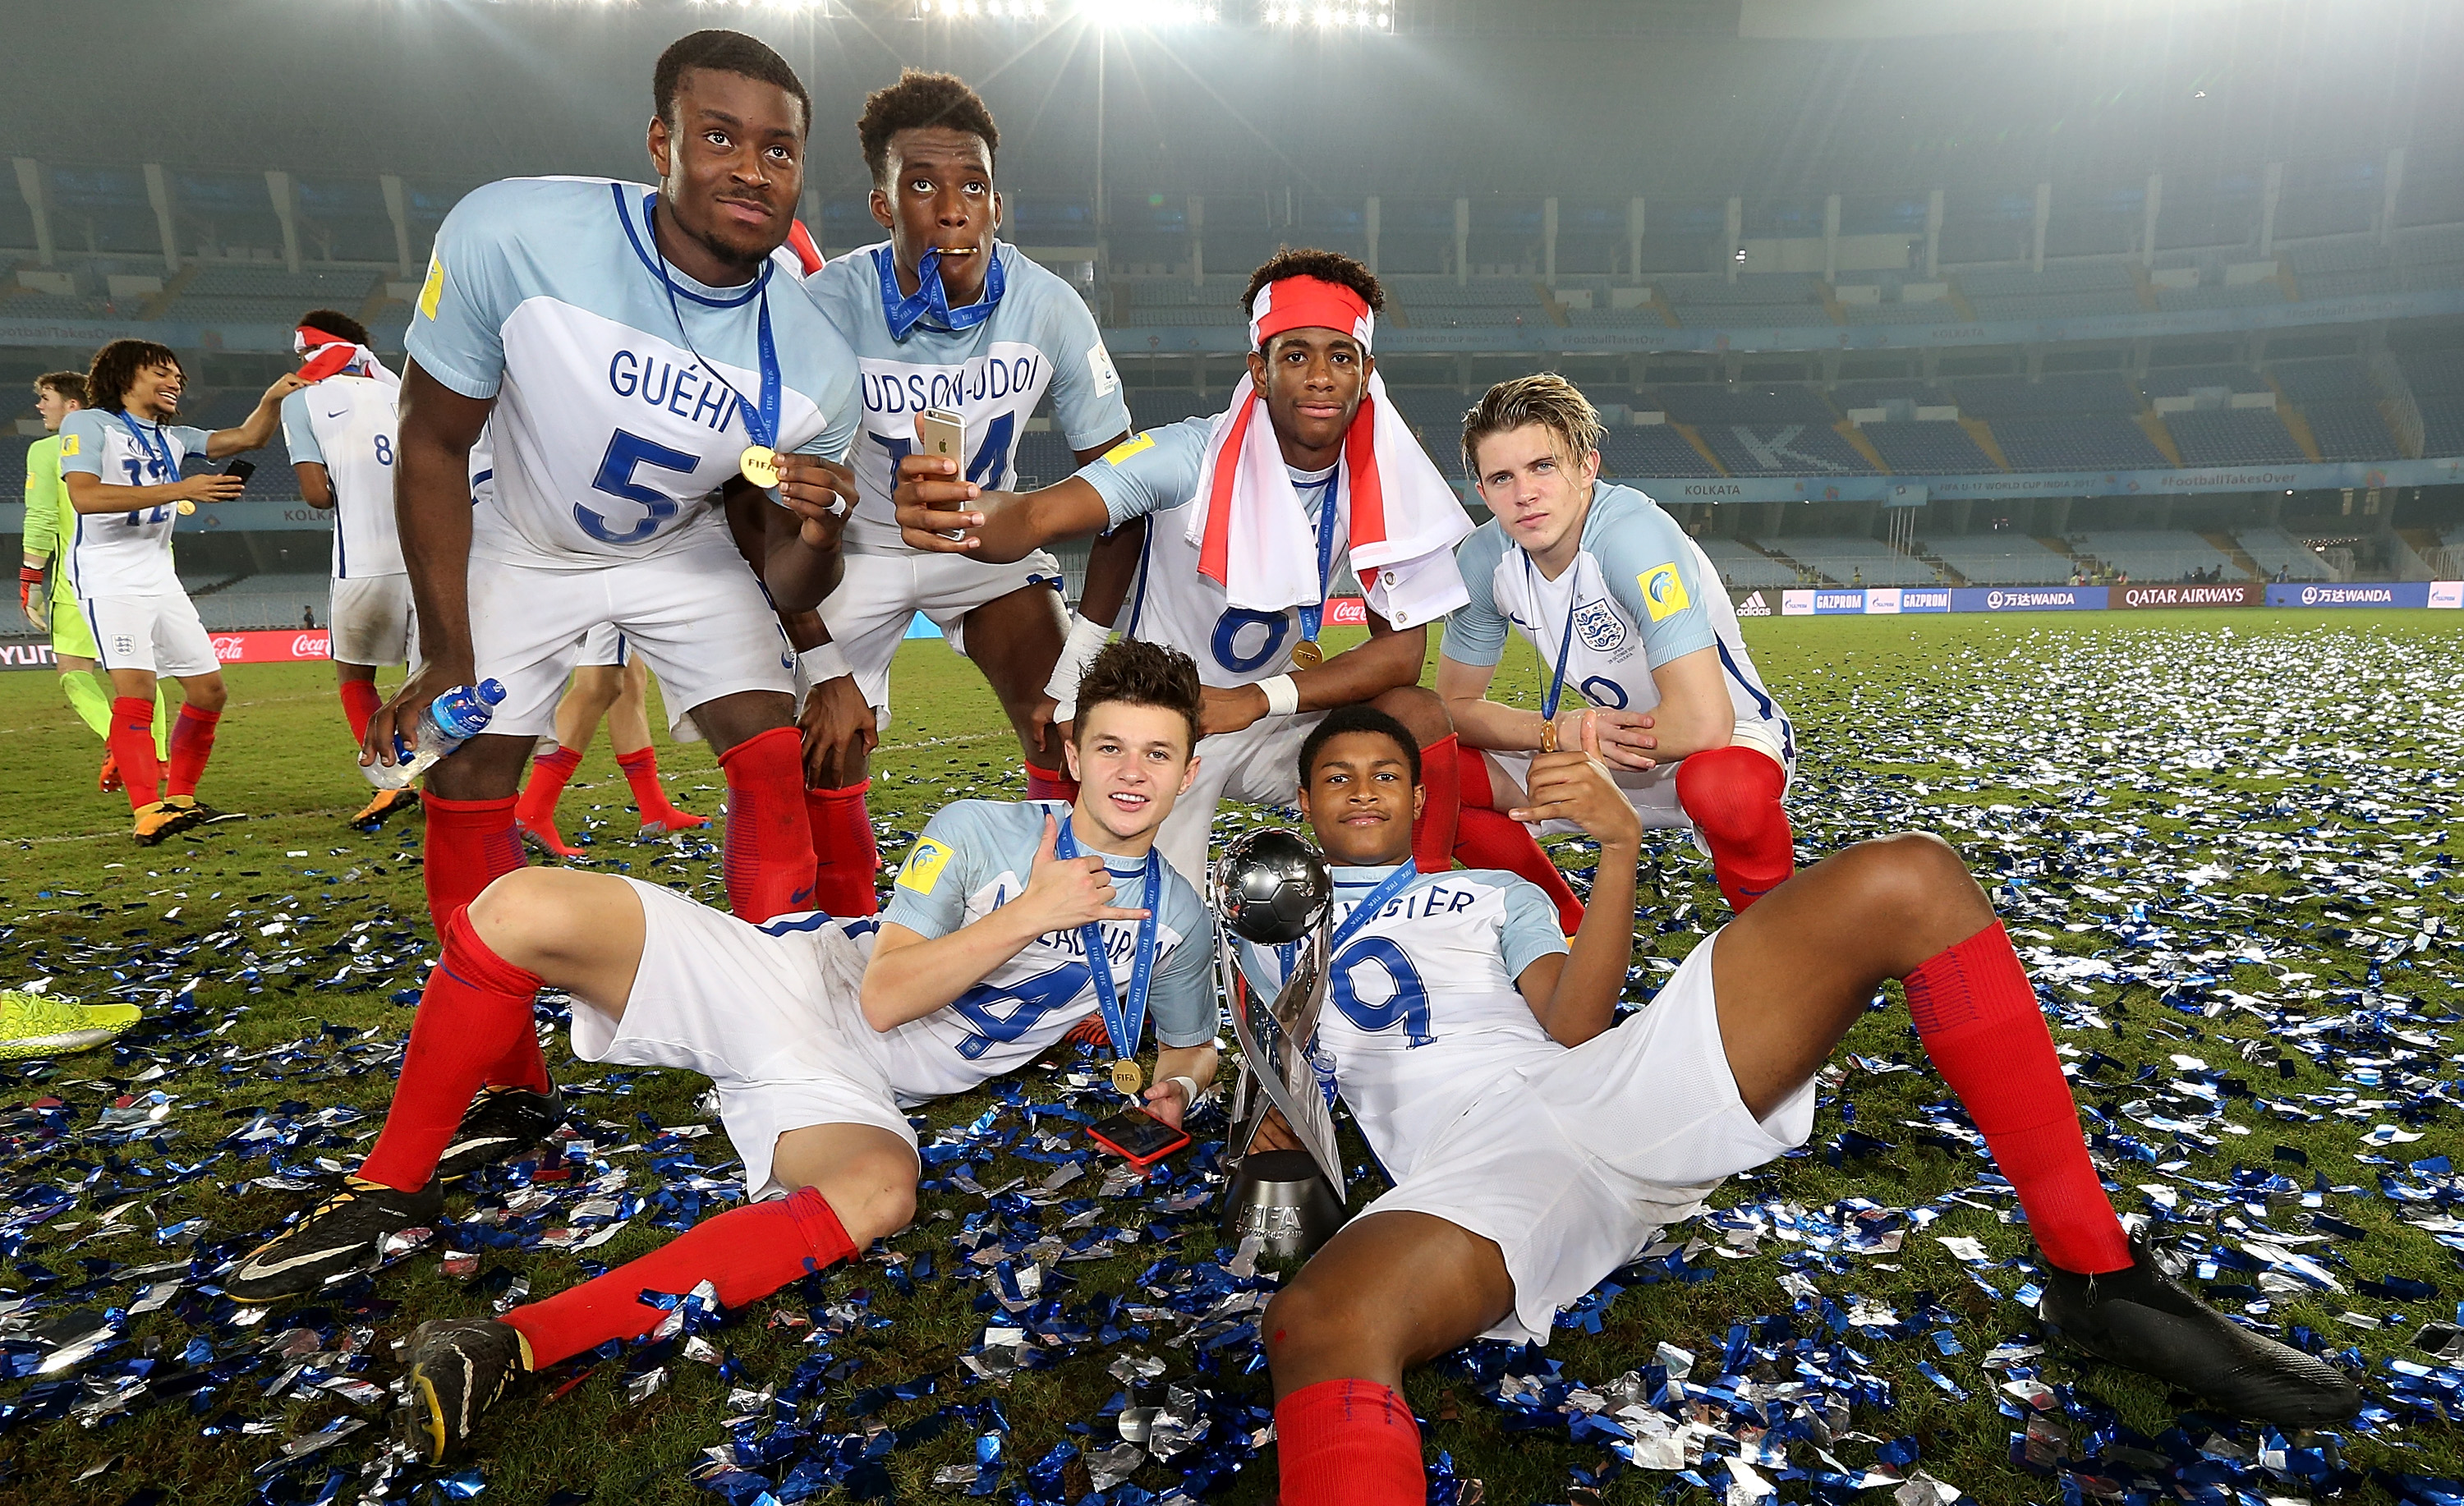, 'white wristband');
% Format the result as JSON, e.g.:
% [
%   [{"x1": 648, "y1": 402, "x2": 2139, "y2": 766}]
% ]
[
  {"x1": 798, "y1": 641, "x2": 852, "y2": 686},
  {"x1": 1161, "y1": 1074, "x2": 1203, "y2": 1109},
  {"x1": 1258, "y1": 674, "x2": 1301, "y2": 719},
  {"x1": 1043, "y1": 613, "x2": 1112, "y2": 717}
]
